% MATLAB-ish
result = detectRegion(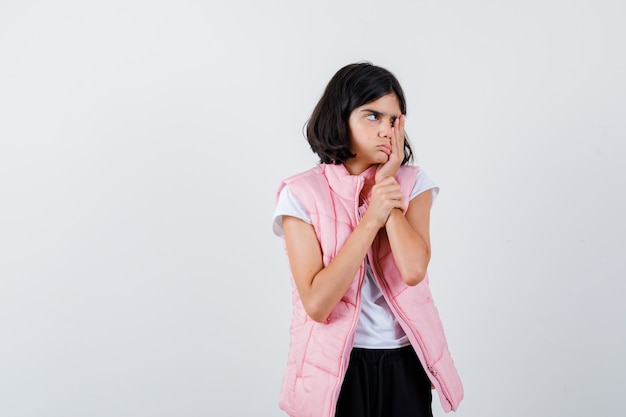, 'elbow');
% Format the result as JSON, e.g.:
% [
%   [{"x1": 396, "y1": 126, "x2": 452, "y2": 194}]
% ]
[
  {"x1": 401, "y1": 266, "x2": 427, "y2": 287},
  {"x1": 303, "y1": 301, "x2": 330, "y2": 323},
  {"x1": 308, "y1": 312, "x2": 330, "y2": 323}
]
